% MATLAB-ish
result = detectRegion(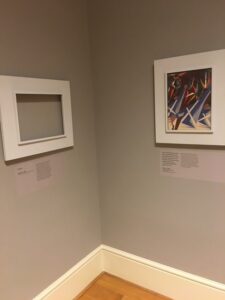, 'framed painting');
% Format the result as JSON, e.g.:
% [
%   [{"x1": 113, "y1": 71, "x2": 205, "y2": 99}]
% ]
[
  {"x1": 0, "y1": 76, "x2": 74, "y2": 161},
  {"x1": 166, "y1": 68, "x2": 212, "y2": 132},
  {"x1": 154, "y1": 49, "x2": 225, "y2": 145}
]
